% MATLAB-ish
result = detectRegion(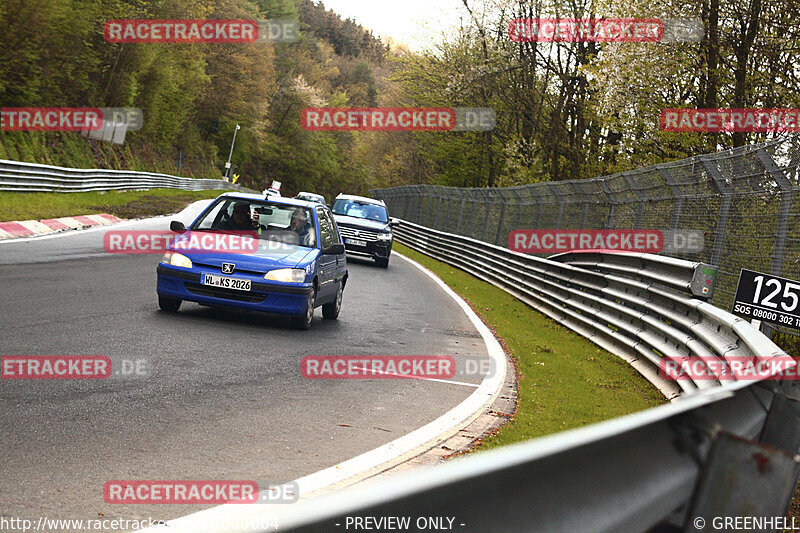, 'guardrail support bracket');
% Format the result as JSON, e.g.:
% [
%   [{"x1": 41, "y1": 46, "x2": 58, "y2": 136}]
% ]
[
  {"x1": 683, "y1": 432, "x2": 799, "y2": 532},
  {"x1": 760, "y1": 392, "x2": 800, "y2": 455}
]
